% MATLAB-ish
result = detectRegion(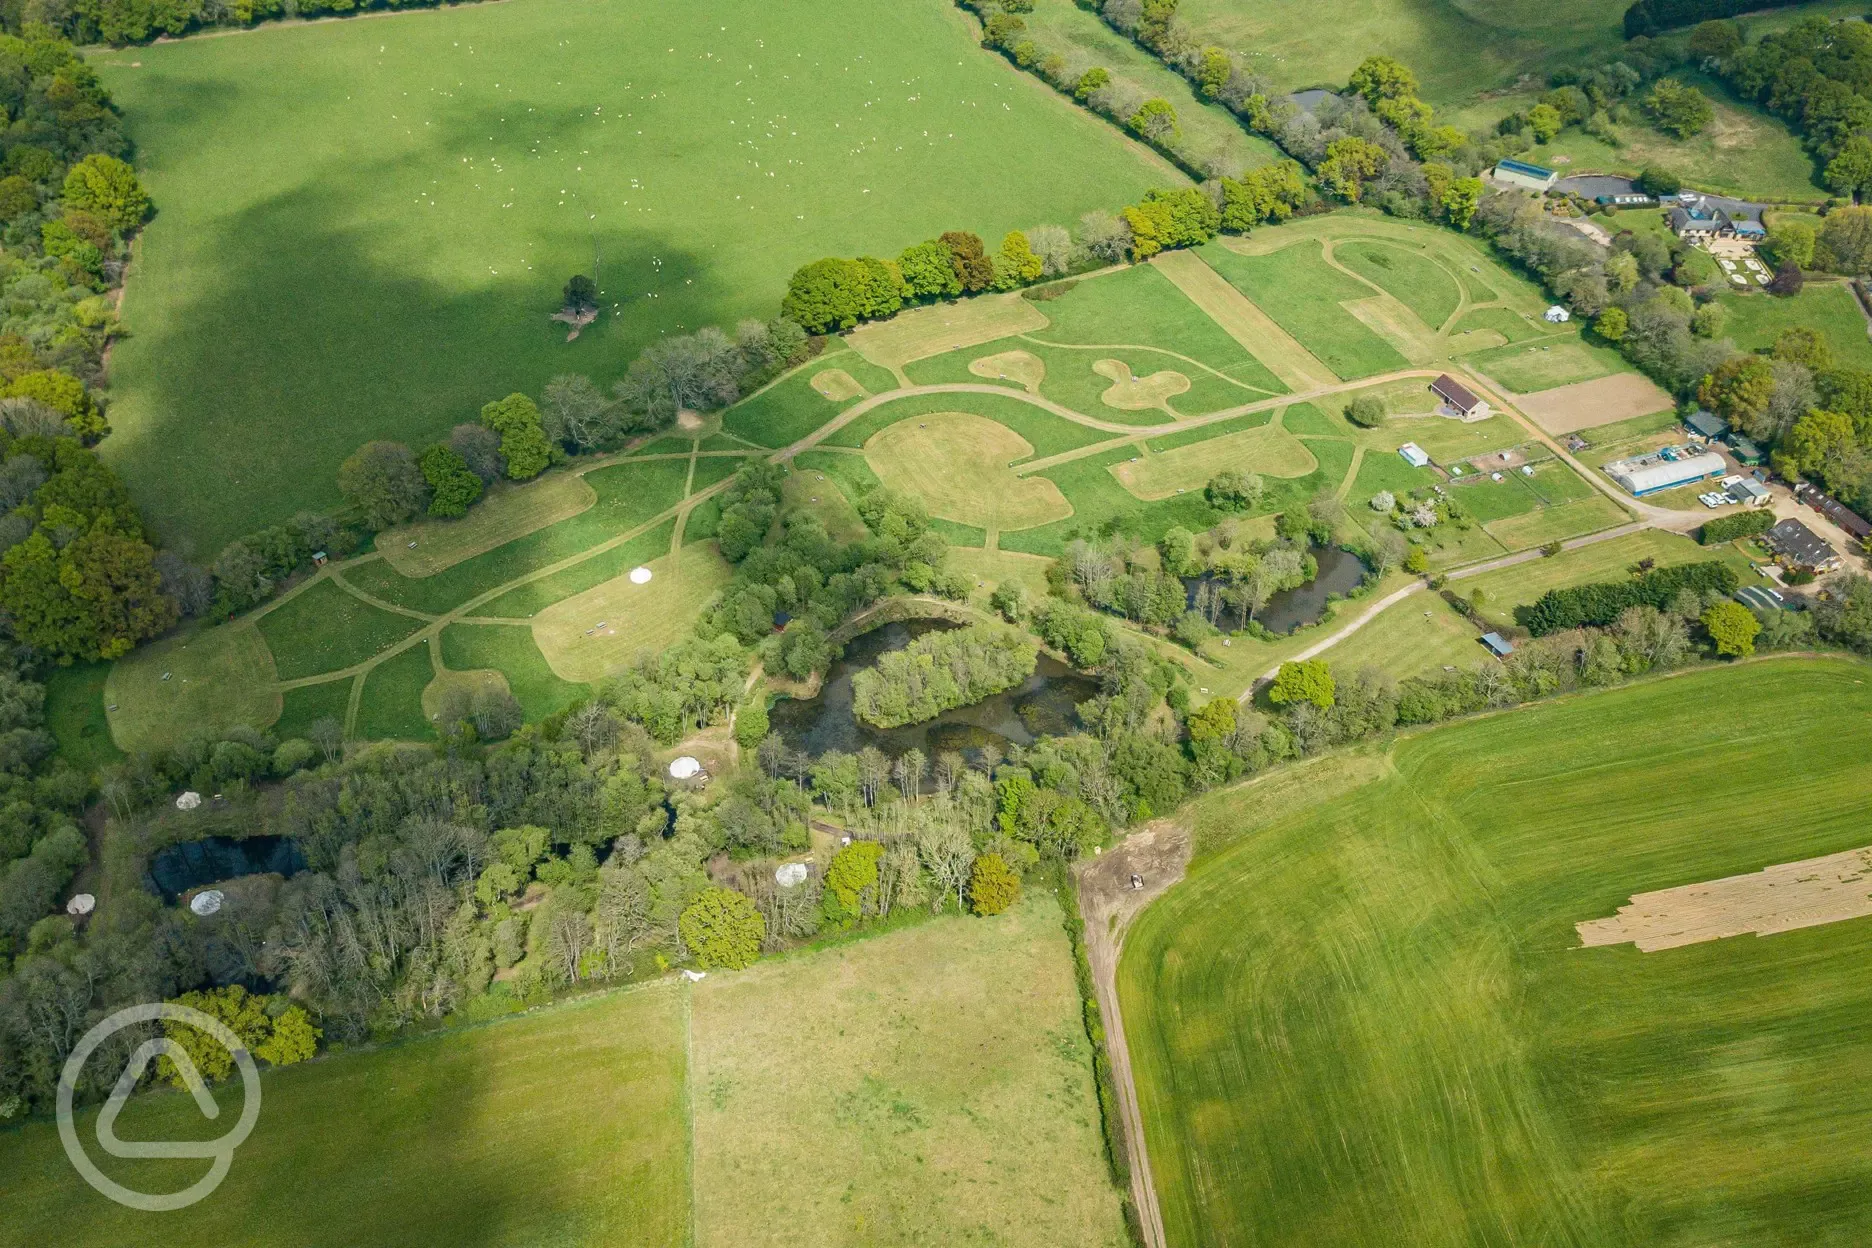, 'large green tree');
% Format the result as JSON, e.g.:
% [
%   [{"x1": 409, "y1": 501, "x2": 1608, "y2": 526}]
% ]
[
  {"x1": 679, "y1": 886, "x2": 765, "y2": 969},
  {"x1": 338, "y1": 440, "x2": 429, "y2": 529},
  {"x1": 60, "y1": 154, "x2": 147, "y2": 232},
  {"x1": 480, "y1": 393, "x2": 551, "y2": 480}
]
